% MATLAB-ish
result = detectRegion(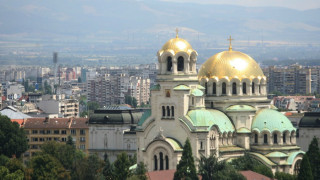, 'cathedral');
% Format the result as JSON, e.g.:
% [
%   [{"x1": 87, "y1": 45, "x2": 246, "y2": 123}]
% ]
[{"x1": 135, "y1": 32, "x2": 304, "y2": 174}]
